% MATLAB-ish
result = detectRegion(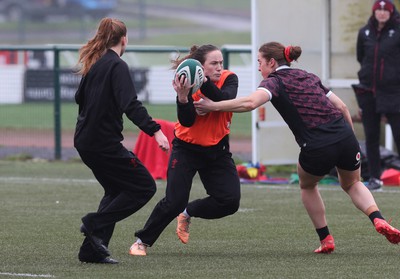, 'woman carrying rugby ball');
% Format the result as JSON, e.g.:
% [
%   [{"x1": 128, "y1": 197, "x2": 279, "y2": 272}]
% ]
[{"x1": 130, "y1": 44, "x2": 241, "y2": 256}]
